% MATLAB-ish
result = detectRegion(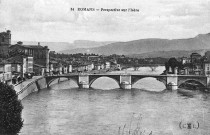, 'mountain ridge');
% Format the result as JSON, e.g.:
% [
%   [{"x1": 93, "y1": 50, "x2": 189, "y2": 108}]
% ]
[
  {"x1": 11, "y1": 40, "x2": 115, "y2": 52},
  {"x1": 128, "y1": 49, "x2": 209, "y2": 58},
  {"x1": 60, "y1": 33, "x2": 210, "y2": 55}
]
